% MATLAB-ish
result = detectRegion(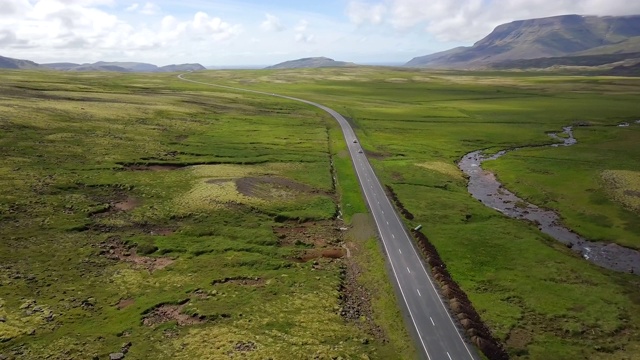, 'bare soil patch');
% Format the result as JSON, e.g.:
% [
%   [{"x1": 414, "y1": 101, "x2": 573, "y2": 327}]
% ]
[
  {"x1": 506, "y1": 328, "x2": 533, "y2": 349},
  {"x1": 293, "y1": 248, "x2": 346, "y2": 262},
  {"x1": 273, "y1": 220, "x2": 343, "y2": 247},
  {"x1": 116, "y1": 298, "x2": 135, "y2": 310},
  {"x1": 113, "y1": 197, "x2": 142, "y2": 211},
  {"x1": 339, "y1": 247, "x2": 387, "y2": 343},
  {"x1": 236, "y1": 176, "x2": 322, "y2": 199},
  {"x1": 364, "y1": 149, "x2": 390, "y2": 160},
  {"x1": 99, "y1": 237, "x2": 174, "y2": 273},
  {"x1": 142, "y1": 302, "x2": 205, "y2": 327}
]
